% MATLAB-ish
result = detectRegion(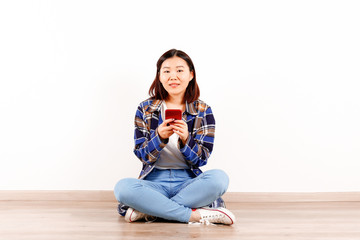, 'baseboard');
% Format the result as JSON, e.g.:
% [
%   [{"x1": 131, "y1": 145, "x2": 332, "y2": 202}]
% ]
[
  {"x1": 223, "y1": 192, "x2": 360, "y2": 202},
  {"x1": 0, "y1": 190, "x2": 115, "y2": 202},
  {"x1": 1, "y1": 191, "x2": 360, "y2": 202}
]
